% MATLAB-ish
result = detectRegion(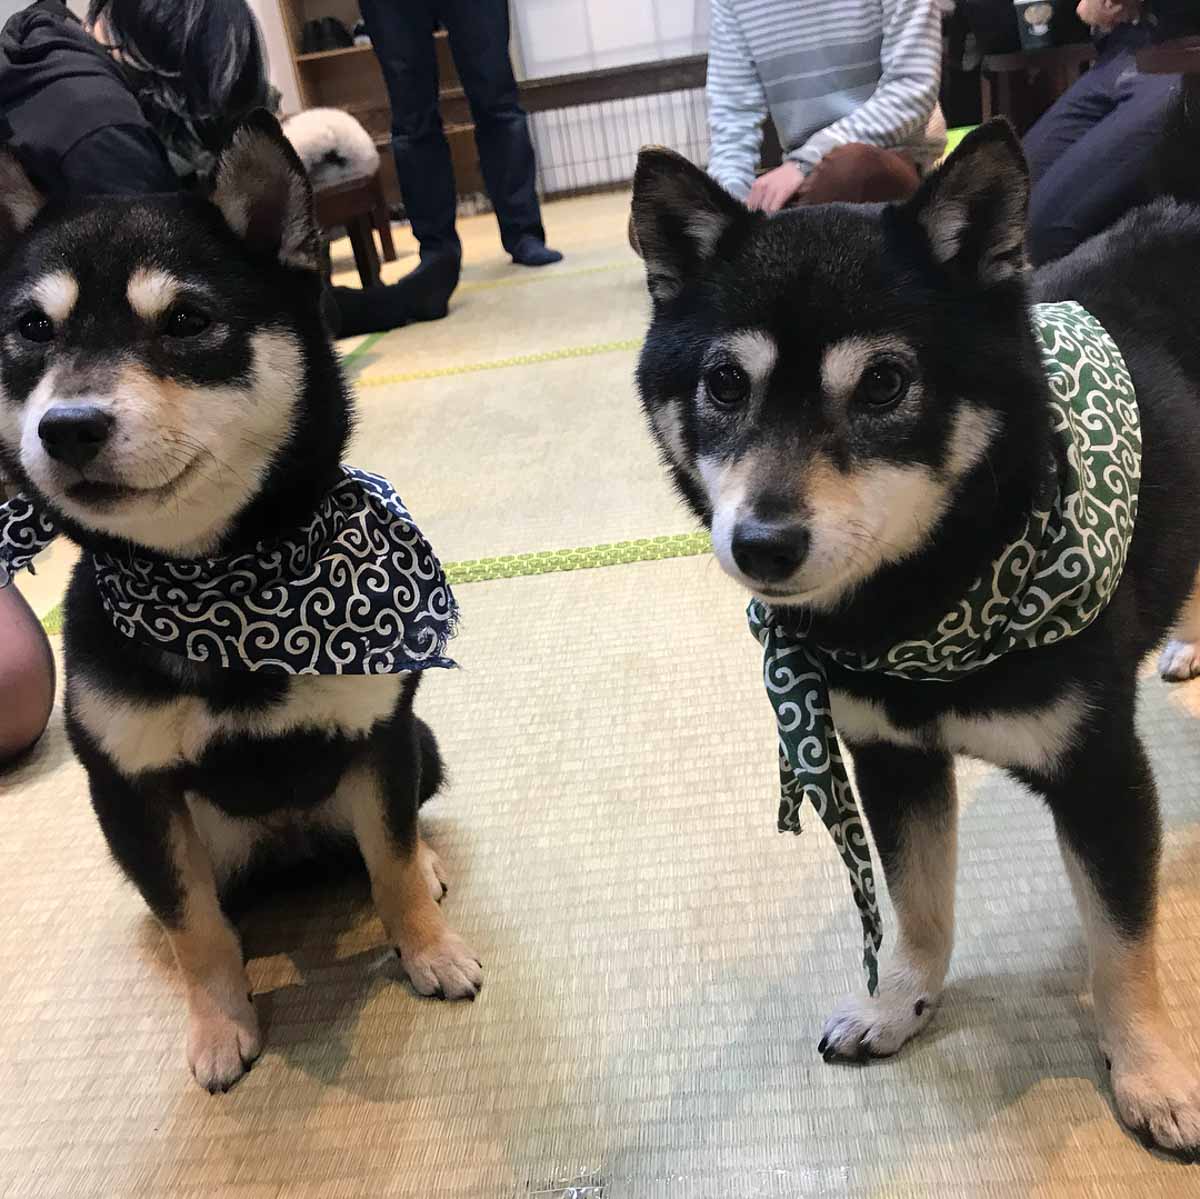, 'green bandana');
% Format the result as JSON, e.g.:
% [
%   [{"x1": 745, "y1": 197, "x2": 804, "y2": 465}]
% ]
[{"x1": 748, "y1": 301, "x2": 1140, "y2": 993}]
